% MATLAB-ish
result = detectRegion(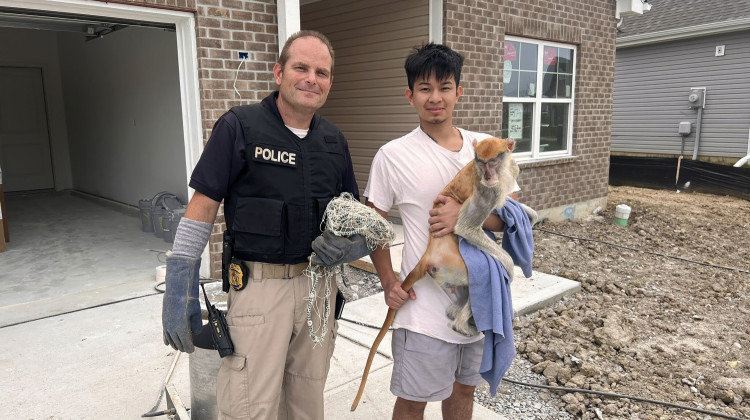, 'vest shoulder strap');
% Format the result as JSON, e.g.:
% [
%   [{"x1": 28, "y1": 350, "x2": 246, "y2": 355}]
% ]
[{"x1": 229, "y1": 104, "x2": 270, "y2": 146}]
